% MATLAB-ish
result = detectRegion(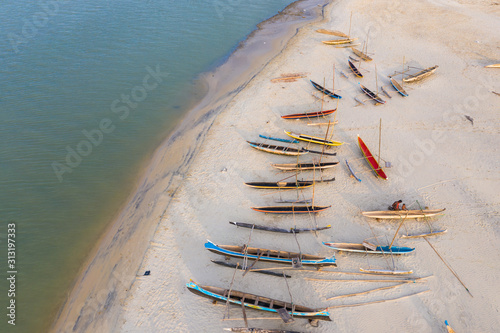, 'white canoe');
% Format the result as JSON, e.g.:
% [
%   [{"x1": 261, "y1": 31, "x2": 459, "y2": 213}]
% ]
[{"x1": 362, "y1": 209, "x2": 445, "y2": 219}]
